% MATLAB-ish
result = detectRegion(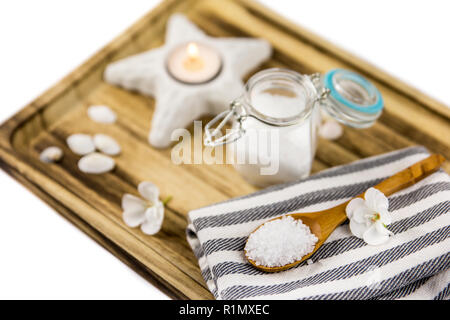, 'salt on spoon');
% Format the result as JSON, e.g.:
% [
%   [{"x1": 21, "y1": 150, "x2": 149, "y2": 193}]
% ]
[
  {"x1": 78, "y1": 152, "x2": 115, "y2": 174},
  {"x1": 87, "y1": 105, "x2": 117, "y2": 124},
  {"x1": 40, "y1": 146, "x2": 64, "y2": 163},
  {"x1": 245, "y1": 216, "x2": 318, "y2": 268},
  {"x1": 66, "y1": 134, "x2": 95, "y2": 155},
  {"x1": 93, "y1": 134, "x2": 121, "y2": 156}
]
